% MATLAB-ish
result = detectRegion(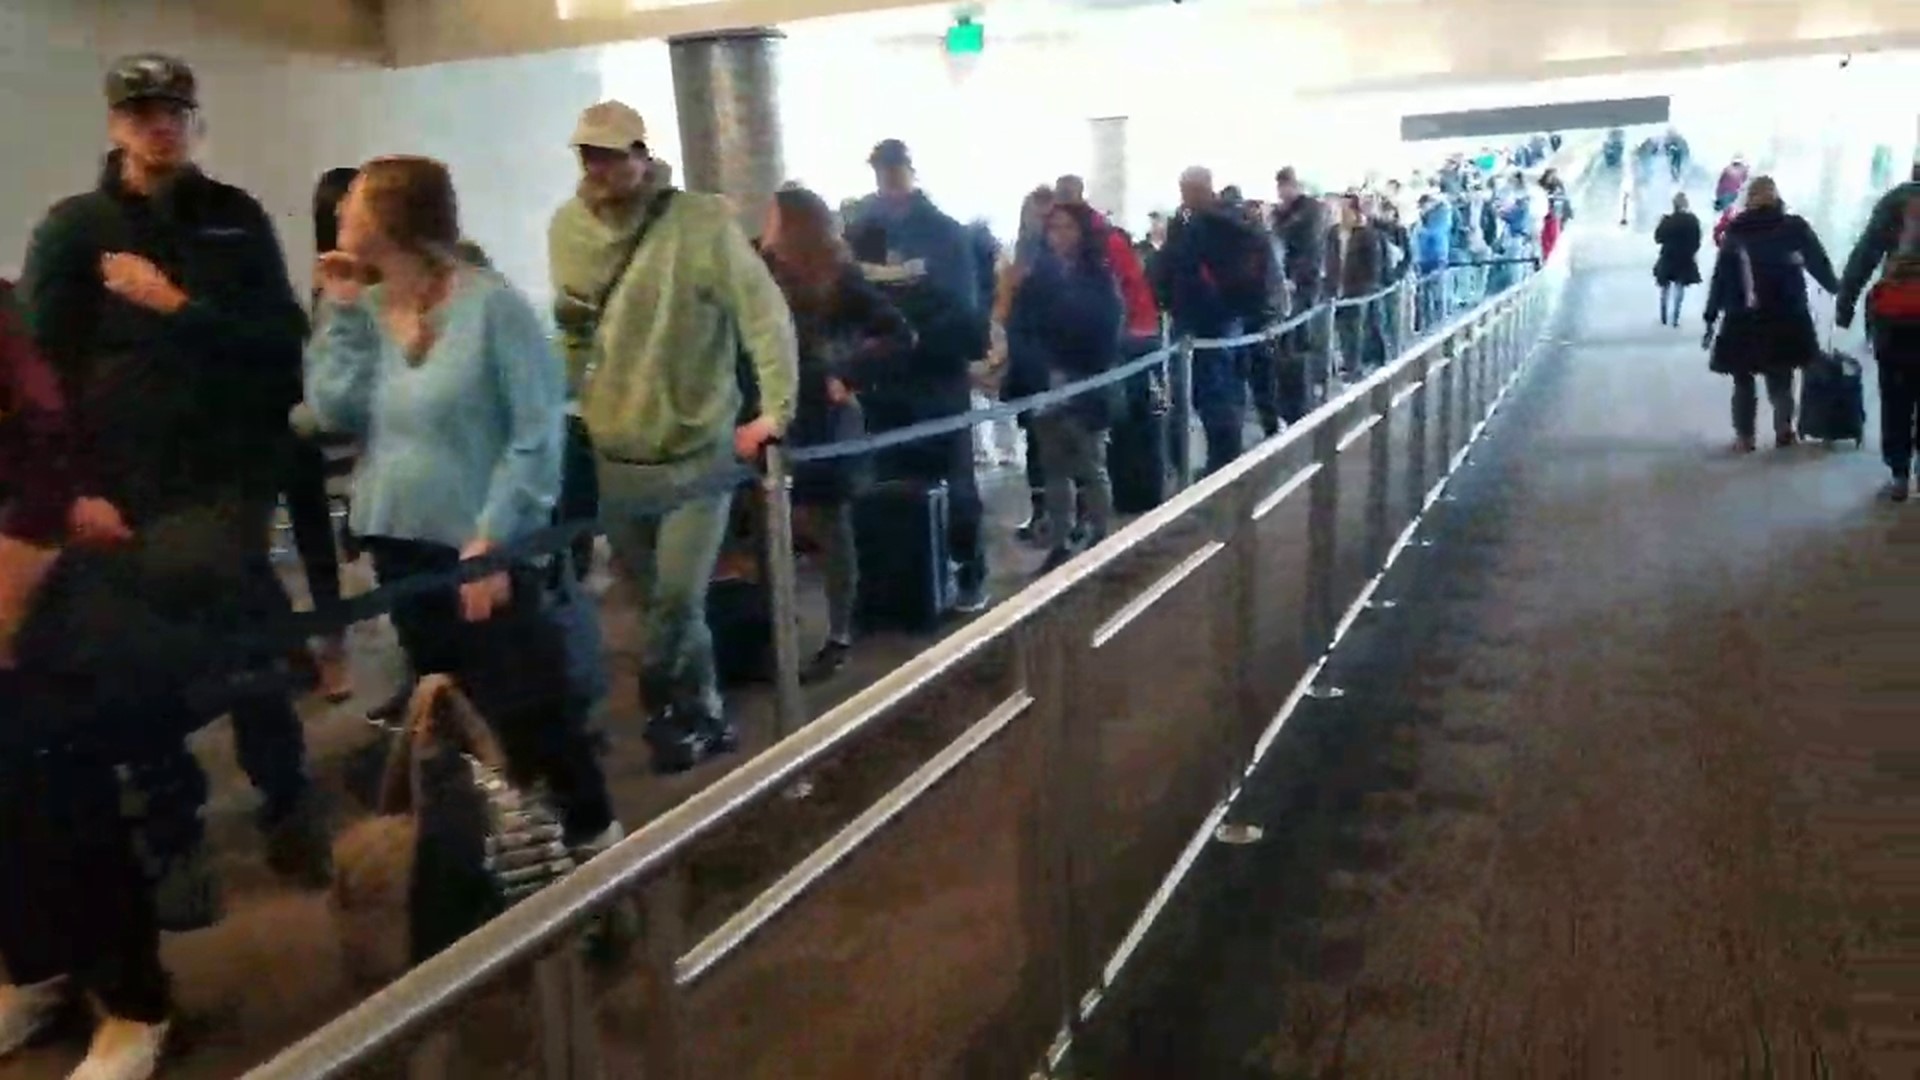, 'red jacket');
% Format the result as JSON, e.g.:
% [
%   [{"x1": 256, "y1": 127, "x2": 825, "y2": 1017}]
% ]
[
  {"x1": 0, "y1": 280, "x2": 81, "y2": 544},
  {"x1": 1540, "y1": 211, "x2": 1561, "y2": 263},
  {"x1": 1089, "y1": 210, "x2": 1161, "y2": 337}
]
